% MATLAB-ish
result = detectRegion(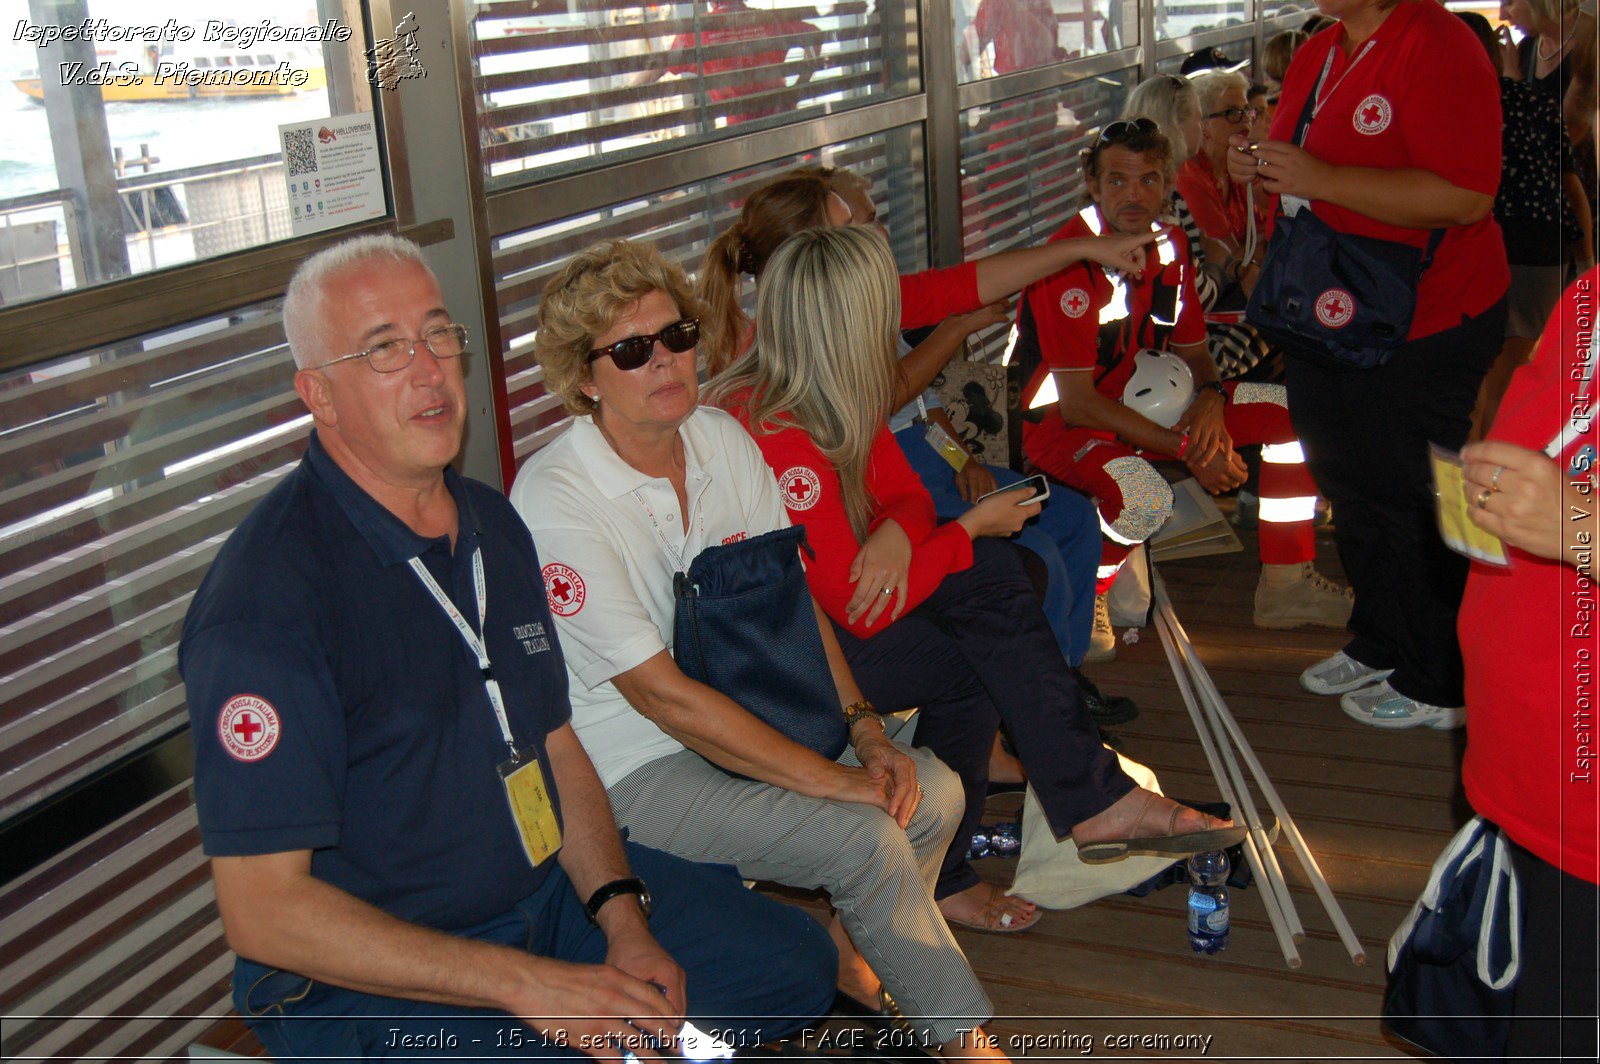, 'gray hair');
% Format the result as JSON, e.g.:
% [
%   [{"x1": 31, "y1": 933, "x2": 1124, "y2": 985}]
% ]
[
  {"x1": 1124, "y1": 74, "x2": 1200, "y2": 161},
  {"x1": 1191, "y1": 69, "x2": 1250, "y2": 119},
  {"x1": 282, "y1": 235, "x2": 431, "y2": 369}
]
